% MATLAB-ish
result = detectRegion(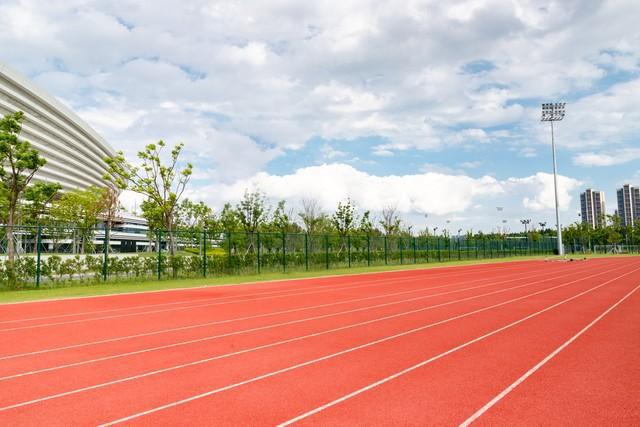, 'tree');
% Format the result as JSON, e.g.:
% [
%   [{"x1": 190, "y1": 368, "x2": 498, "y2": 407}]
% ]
[
  {"x1": 177, "y1": 199, "x2": 217, "y2": 231},
  {"x1": 270, "y1": 200, "x2": 299, "y2": 233},
  {"x1": 379, "y1": 205, "x2": 402, "y2": 236},
  {"x1": 331, "y1": 199, "x2": 356, "y2": 237},
  {"x1": 22, "y1": 182, "x2": 62, "y2": 226},
  {"x1": 219, "y1": 203, "x2": 240, "y2": 231},
  {"x1": 105, "y1": 140, "x2": 192, "y2": 255},
  {"x1": 235, "y1": 189, "x2": 268, "y2": 234},
  {"x1": 0, "y1": 111, "x2": 47, "y2": 275},
  {"x1": 358, "y1": 210, "x2": 374, "y2": 234},
  {"x1": 51, "y1": 186, "x2": 108, "y2": 254}
]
